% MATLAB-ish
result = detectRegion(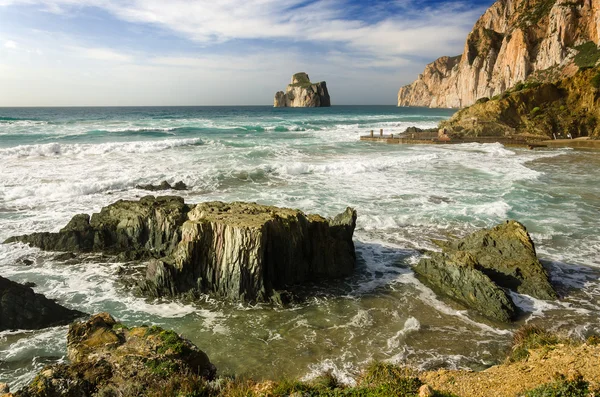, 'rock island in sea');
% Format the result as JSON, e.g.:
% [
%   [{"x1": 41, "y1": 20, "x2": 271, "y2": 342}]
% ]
[{"x1": 274, "y1": 72, "x2": 331, "y2": 108}]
